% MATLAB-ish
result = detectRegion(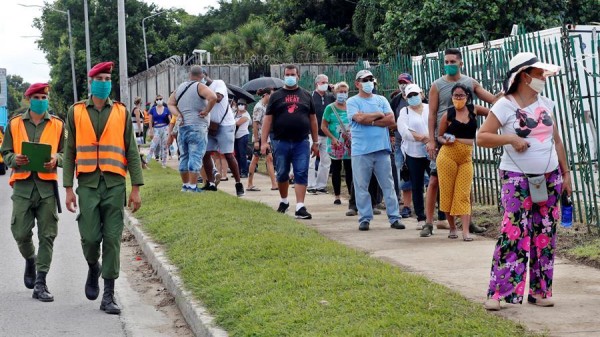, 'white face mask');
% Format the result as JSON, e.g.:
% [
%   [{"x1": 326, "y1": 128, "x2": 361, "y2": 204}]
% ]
[
  {"x1": 156, "y1": 100, "x2": 163, "y2": 105},
  {"x1": 238, "y1": 104, "x2": 246, "y2": 110},
  {"x1": 527, "y1": 74, "x2": 546, "y2": 93},
  {"x1": 317, "y1": 83, "x2": 329, "y2": 92}
]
